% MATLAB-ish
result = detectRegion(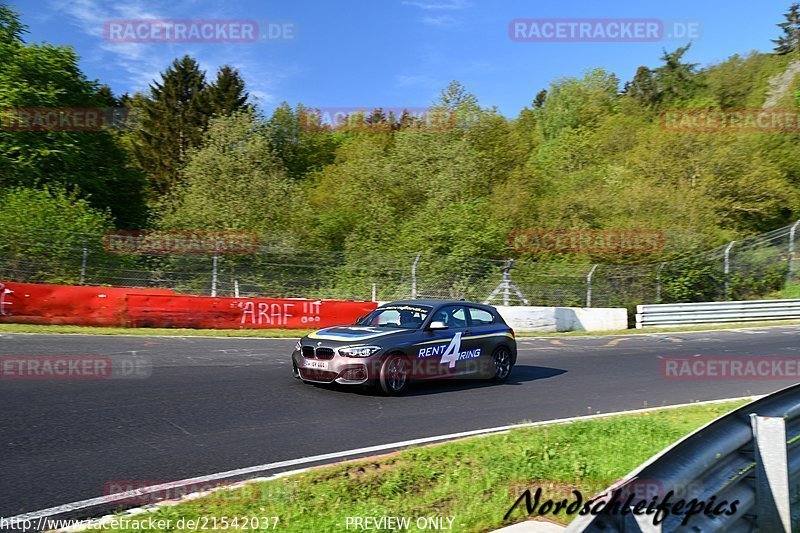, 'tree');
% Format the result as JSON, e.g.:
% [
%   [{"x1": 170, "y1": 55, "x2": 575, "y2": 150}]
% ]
[
  {"x1": 774, "y1": 3, "x2": 800, "y2": 54},
  {"x1": 437, "y1": 80, "x2": 478, "y2": 110},
  {"x1": 654, "y1": 44, "x2": 699, "y2": 103},
  {"x1": 264, "y1": 102, "x2": 338, "y2": 179},
  {"x1": 0, "y1": 5, "x2": 147, "y2": 227},
  {"x1": 536, "y1": 68, "x2": 619, "y2": 139},
  {"x1": 365, "y1": 108, "x2": 388, "y2": 130},
  {"x1": 624, "y1": 66, "x2": 659, "y2": 108},
  {"x1": 0, "y1": 3, "x2": 24, "y2": 45},
  {"x1": 0, "y1": 186, "x2": 116, "y2": 284},
  {"x1": 434, "y1": 80, "x2": 482, "y2": 127},
  {"x1": 533, "y1": 89, "x2": 547, "y2": 109},
  {"x1": 207, "y1": 65, "x2": 249, "y2": 116},
  {"x1": 132, "y1": 55, "x2": 210, "y2": 196},
  {"x1": 159, "y1": 111, "x2": 295, "y2": 243},
  {"x1": 96, "y1": 84, "x2": 118, "y2": 107}
]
